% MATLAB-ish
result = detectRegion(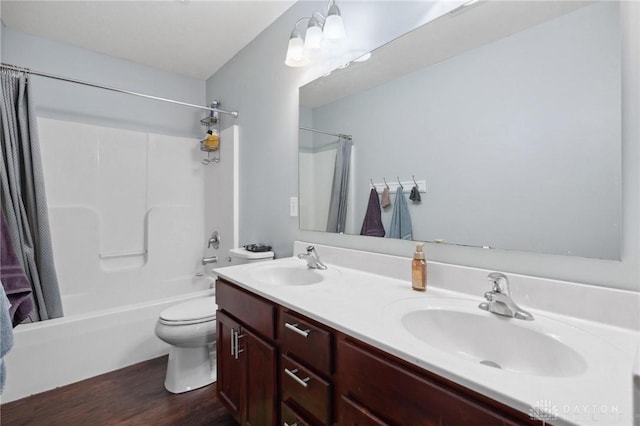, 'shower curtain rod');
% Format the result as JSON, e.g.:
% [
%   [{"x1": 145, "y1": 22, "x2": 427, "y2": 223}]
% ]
[
  {"x1": 299, "y1": 126, "x2": 352, "y2": 140},
  {"x1": 1, "y1": 63, "x2": 239, "y2": 118}
]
